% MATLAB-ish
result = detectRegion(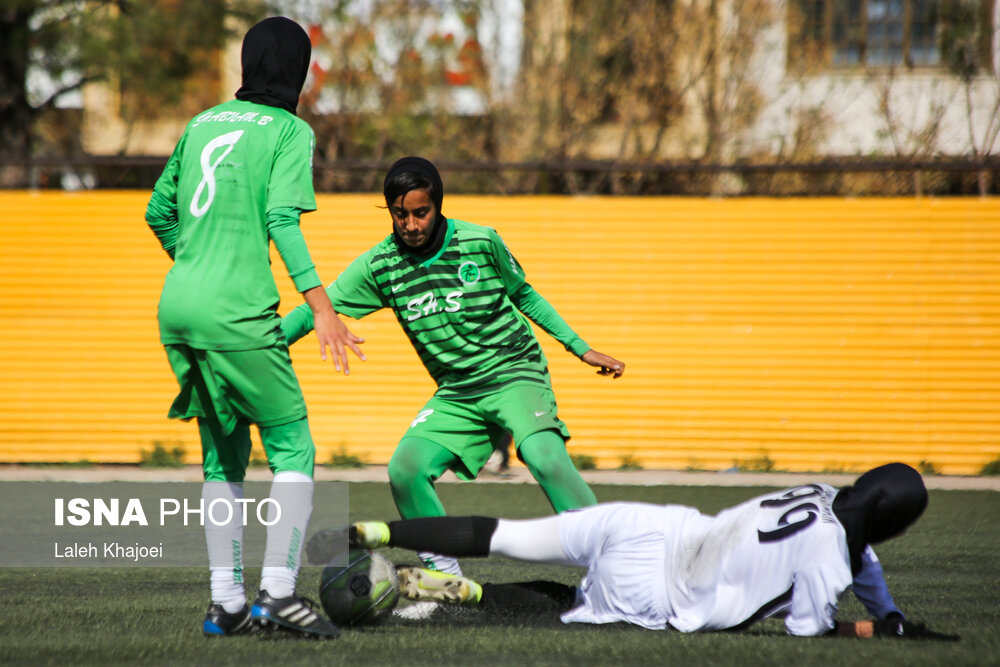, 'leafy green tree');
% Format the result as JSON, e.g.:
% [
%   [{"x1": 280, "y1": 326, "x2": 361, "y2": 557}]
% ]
[{"x1": 0, "y1": 0, "x2": 261, "y2": 183}]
